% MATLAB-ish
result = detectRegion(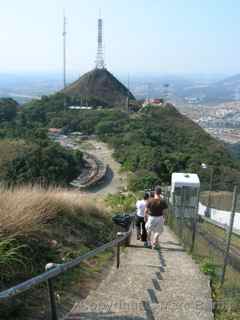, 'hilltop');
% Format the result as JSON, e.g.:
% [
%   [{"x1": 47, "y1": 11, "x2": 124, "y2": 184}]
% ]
[{"x1": 62, "y1": 68, "x2": 135, "y2": 107}]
